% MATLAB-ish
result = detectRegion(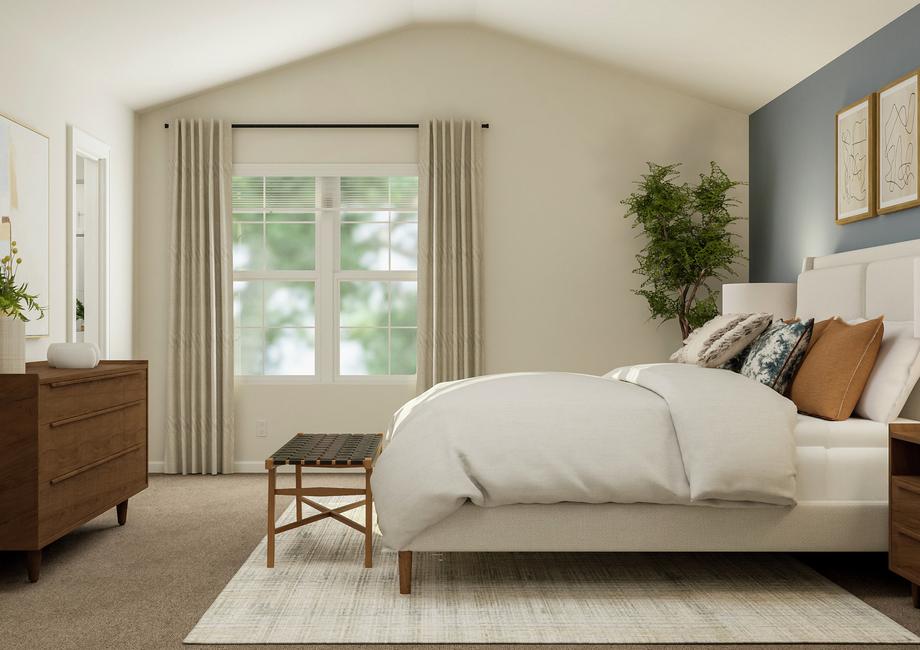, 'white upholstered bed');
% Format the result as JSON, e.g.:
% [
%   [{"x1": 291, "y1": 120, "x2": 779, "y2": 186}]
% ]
[{"x1": 376, "y1": 239, "x2": 920, "y2": 593}]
